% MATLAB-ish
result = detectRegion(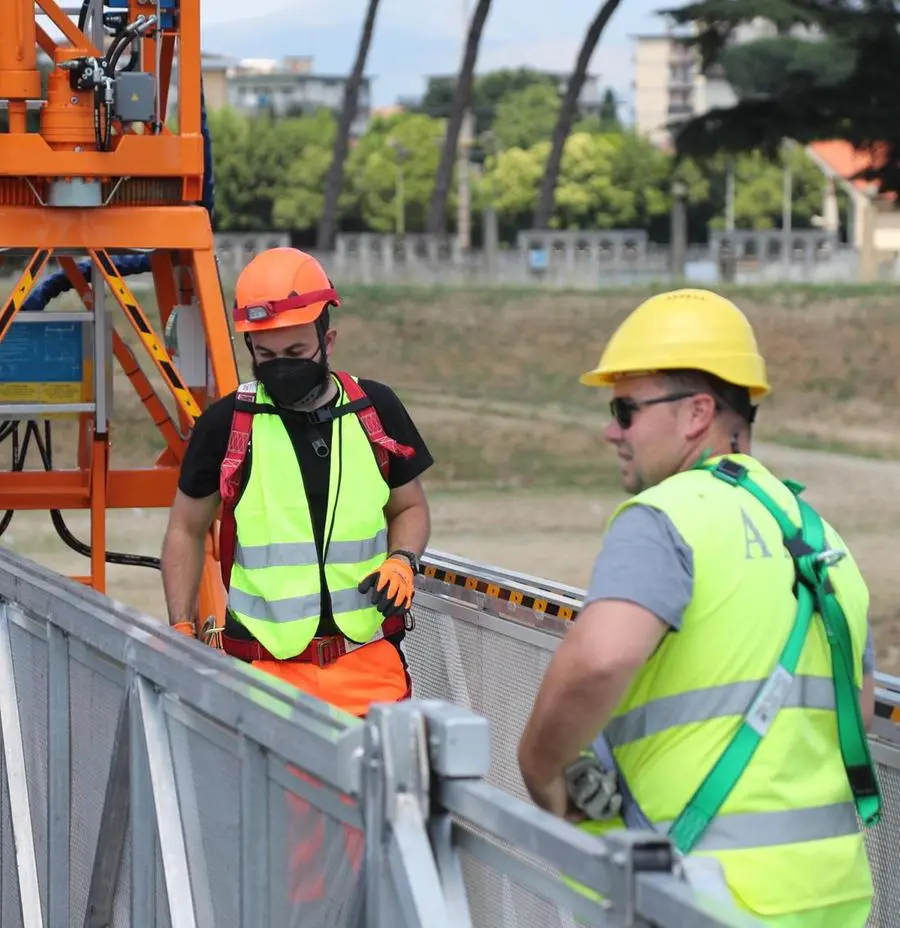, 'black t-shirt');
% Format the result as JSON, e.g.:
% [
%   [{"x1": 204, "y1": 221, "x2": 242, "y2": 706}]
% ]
[{"x1": 178, "y1": 377, "x2": 433, "y2": 649}]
